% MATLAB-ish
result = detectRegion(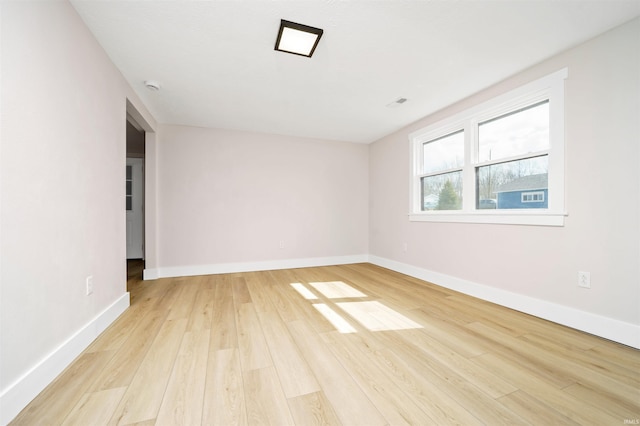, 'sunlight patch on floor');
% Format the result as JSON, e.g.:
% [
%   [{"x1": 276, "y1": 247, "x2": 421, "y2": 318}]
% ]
[
  {"x1": 337, "y1": 301, "x2": 423, "y2": 331},
  {"x1": 312, "y1": 303, "x2": 357, "y2": 334},
  {"x1": 309, "y1": 281, "x2": 367, "y2": 299},
  {"x1": 293, "y1": 281, "x2": 422, "y2": 333},
  {"x1": 290, "y1": 283, "x2": 318, "y2": 300}
]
